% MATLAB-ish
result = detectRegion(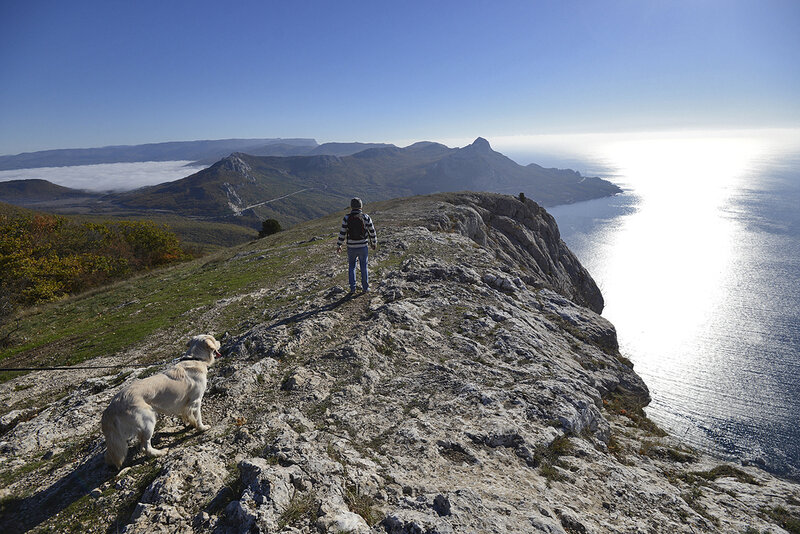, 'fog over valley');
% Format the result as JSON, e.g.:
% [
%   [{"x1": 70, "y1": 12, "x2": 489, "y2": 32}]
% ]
[{"x1": 0, "y1": 161, "x2": 207, "y2": 192}]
